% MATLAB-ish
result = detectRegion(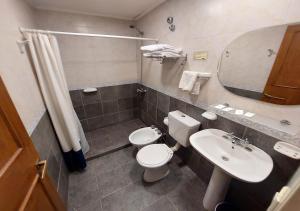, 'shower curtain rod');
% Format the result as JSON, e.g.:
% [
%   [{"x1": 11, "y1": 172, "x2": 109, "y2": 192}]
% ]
[{"x1": 19, "y1": 27, "x2": 159, "y2": 42}]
